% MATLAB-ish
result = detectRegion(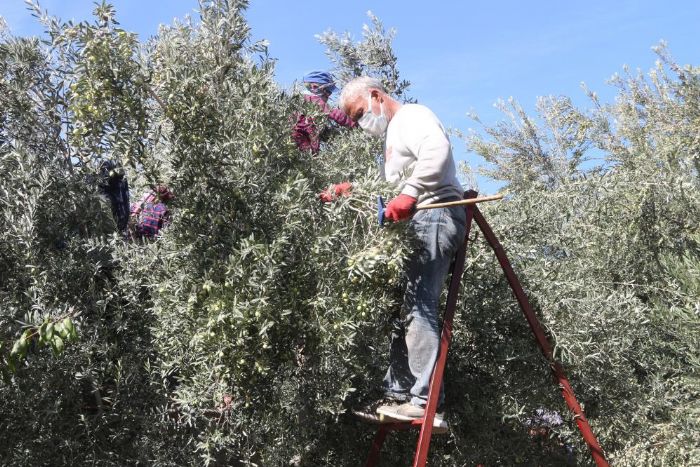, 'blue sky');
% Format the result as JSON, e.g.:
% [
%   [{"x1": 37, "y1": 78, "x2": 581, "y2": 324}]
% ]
[{"x1": 2, "y1": 1, "x2": 698, "y2": 193}]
